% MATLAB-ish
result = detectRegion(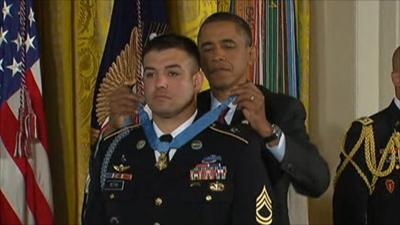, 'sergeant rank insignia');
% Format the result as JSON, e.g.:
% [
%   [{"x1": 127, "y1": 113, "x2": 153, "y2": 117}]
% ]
[{"x1": 256, "y1": 185, "x2": 273, "y2": 225}]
